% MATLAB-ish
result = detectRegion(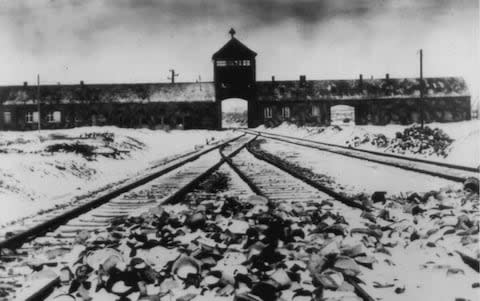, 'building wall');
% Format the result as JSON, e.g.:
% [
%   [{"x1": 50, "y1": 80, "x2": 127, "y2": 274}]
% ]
[
  {"x1": 253, "y1": 101, "x2": 330, "y2": 127},
  {"x1": 0, "y1": 81, "x2": 471, "y2": 131},
  {"x1": 0, "y1": 102, "x2": 218, "y2": 131},
  {"x1": 354, "y1": 96, "x2": 471, "y2": 125},
  {"x1": 256, "y1": 96, "x2": 471, "y2": 127}
]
